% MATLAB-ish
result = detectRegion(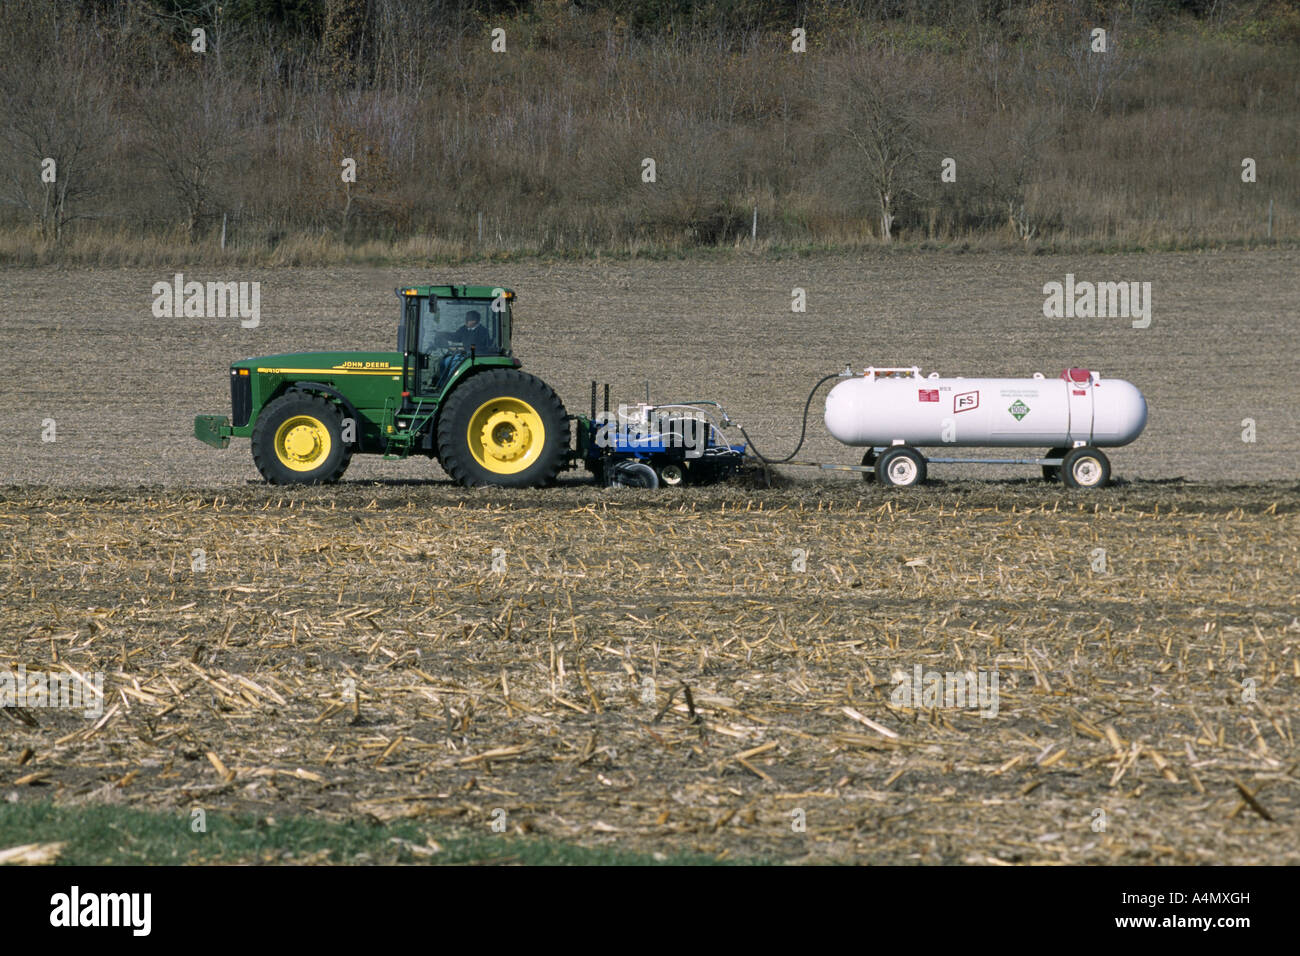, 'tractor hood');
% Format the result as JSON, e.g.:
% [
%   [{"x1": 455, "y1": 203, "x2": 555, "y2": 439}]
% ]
[{"x1": 233, "y1": 351, "x2": 405, "y2": 376}]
